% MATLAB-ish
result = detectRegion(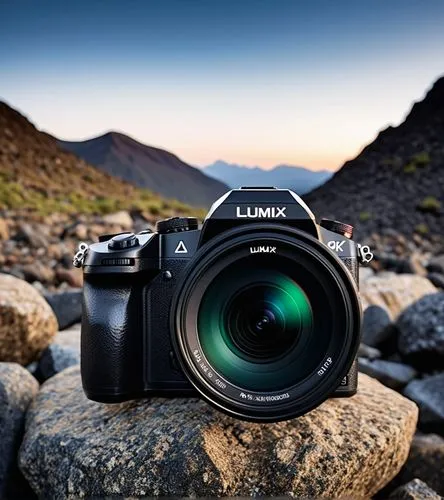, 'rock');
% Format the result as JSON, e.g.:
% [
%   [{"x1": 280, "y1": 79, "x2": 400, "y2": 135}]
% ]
[
  {"x1": 397, "y1": 292, "x2": 444, "y2": 370},
  {"x1": 21, "y1": 261, "x2": 55, "y2": 284},
  {"x1": 427, "y1": 254, "x2": 444, "y2": 275},
  {"x1": 0, "y1": 274, "x2": 58, "y2": 365},
  {"x1": 427, "y1": 272, "x2": 444, "y2": 289},
  {"x1": 396, "y1": 433, "x2": 444, "y2": 496},
  {"x1": 14, "y1": 222, "x2": 48, "y2": 248},
  {"x1": 389, "y1": 479, "x2": 441, "y2": 499},
  {"x1": 44, "y1": 289, "x2": 82, "y2": 330},
  {"x1": 358, "y1": 358, "x2": 417, "y2": 390},
  {"x1": 360, "y1": 273, "x2": 437, "y2": 319},
  {"x1": 102, "y1": 211, "x2": 133, "y2": 229},
  {"x1": 0, "y1": 217, "x2": 9, "y2": 240},
  {"x1": 19, "y1": 369, "x2": 418, "y2": 498},
  {"x1": 0, "y1": 362, "x2": 39, "y2": 499},
  {"x1": 53, "y1": 324, "x2": 81, "y2": 353},
  {"x1": 34, "y1": 344, "x2": 80, "y2": 382},
  {"x1": 362, "y1": 305, "x2": 393, "y2": 347},
  {"x1": 404, "y1": 374, "x2": 444, "y2": 434},
  {"x1": 55, "y1": 268, "x2": 83, "y2": 288},
  {"x1": 358, "y1": 343, "x2": 382, "y2": 359}
]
